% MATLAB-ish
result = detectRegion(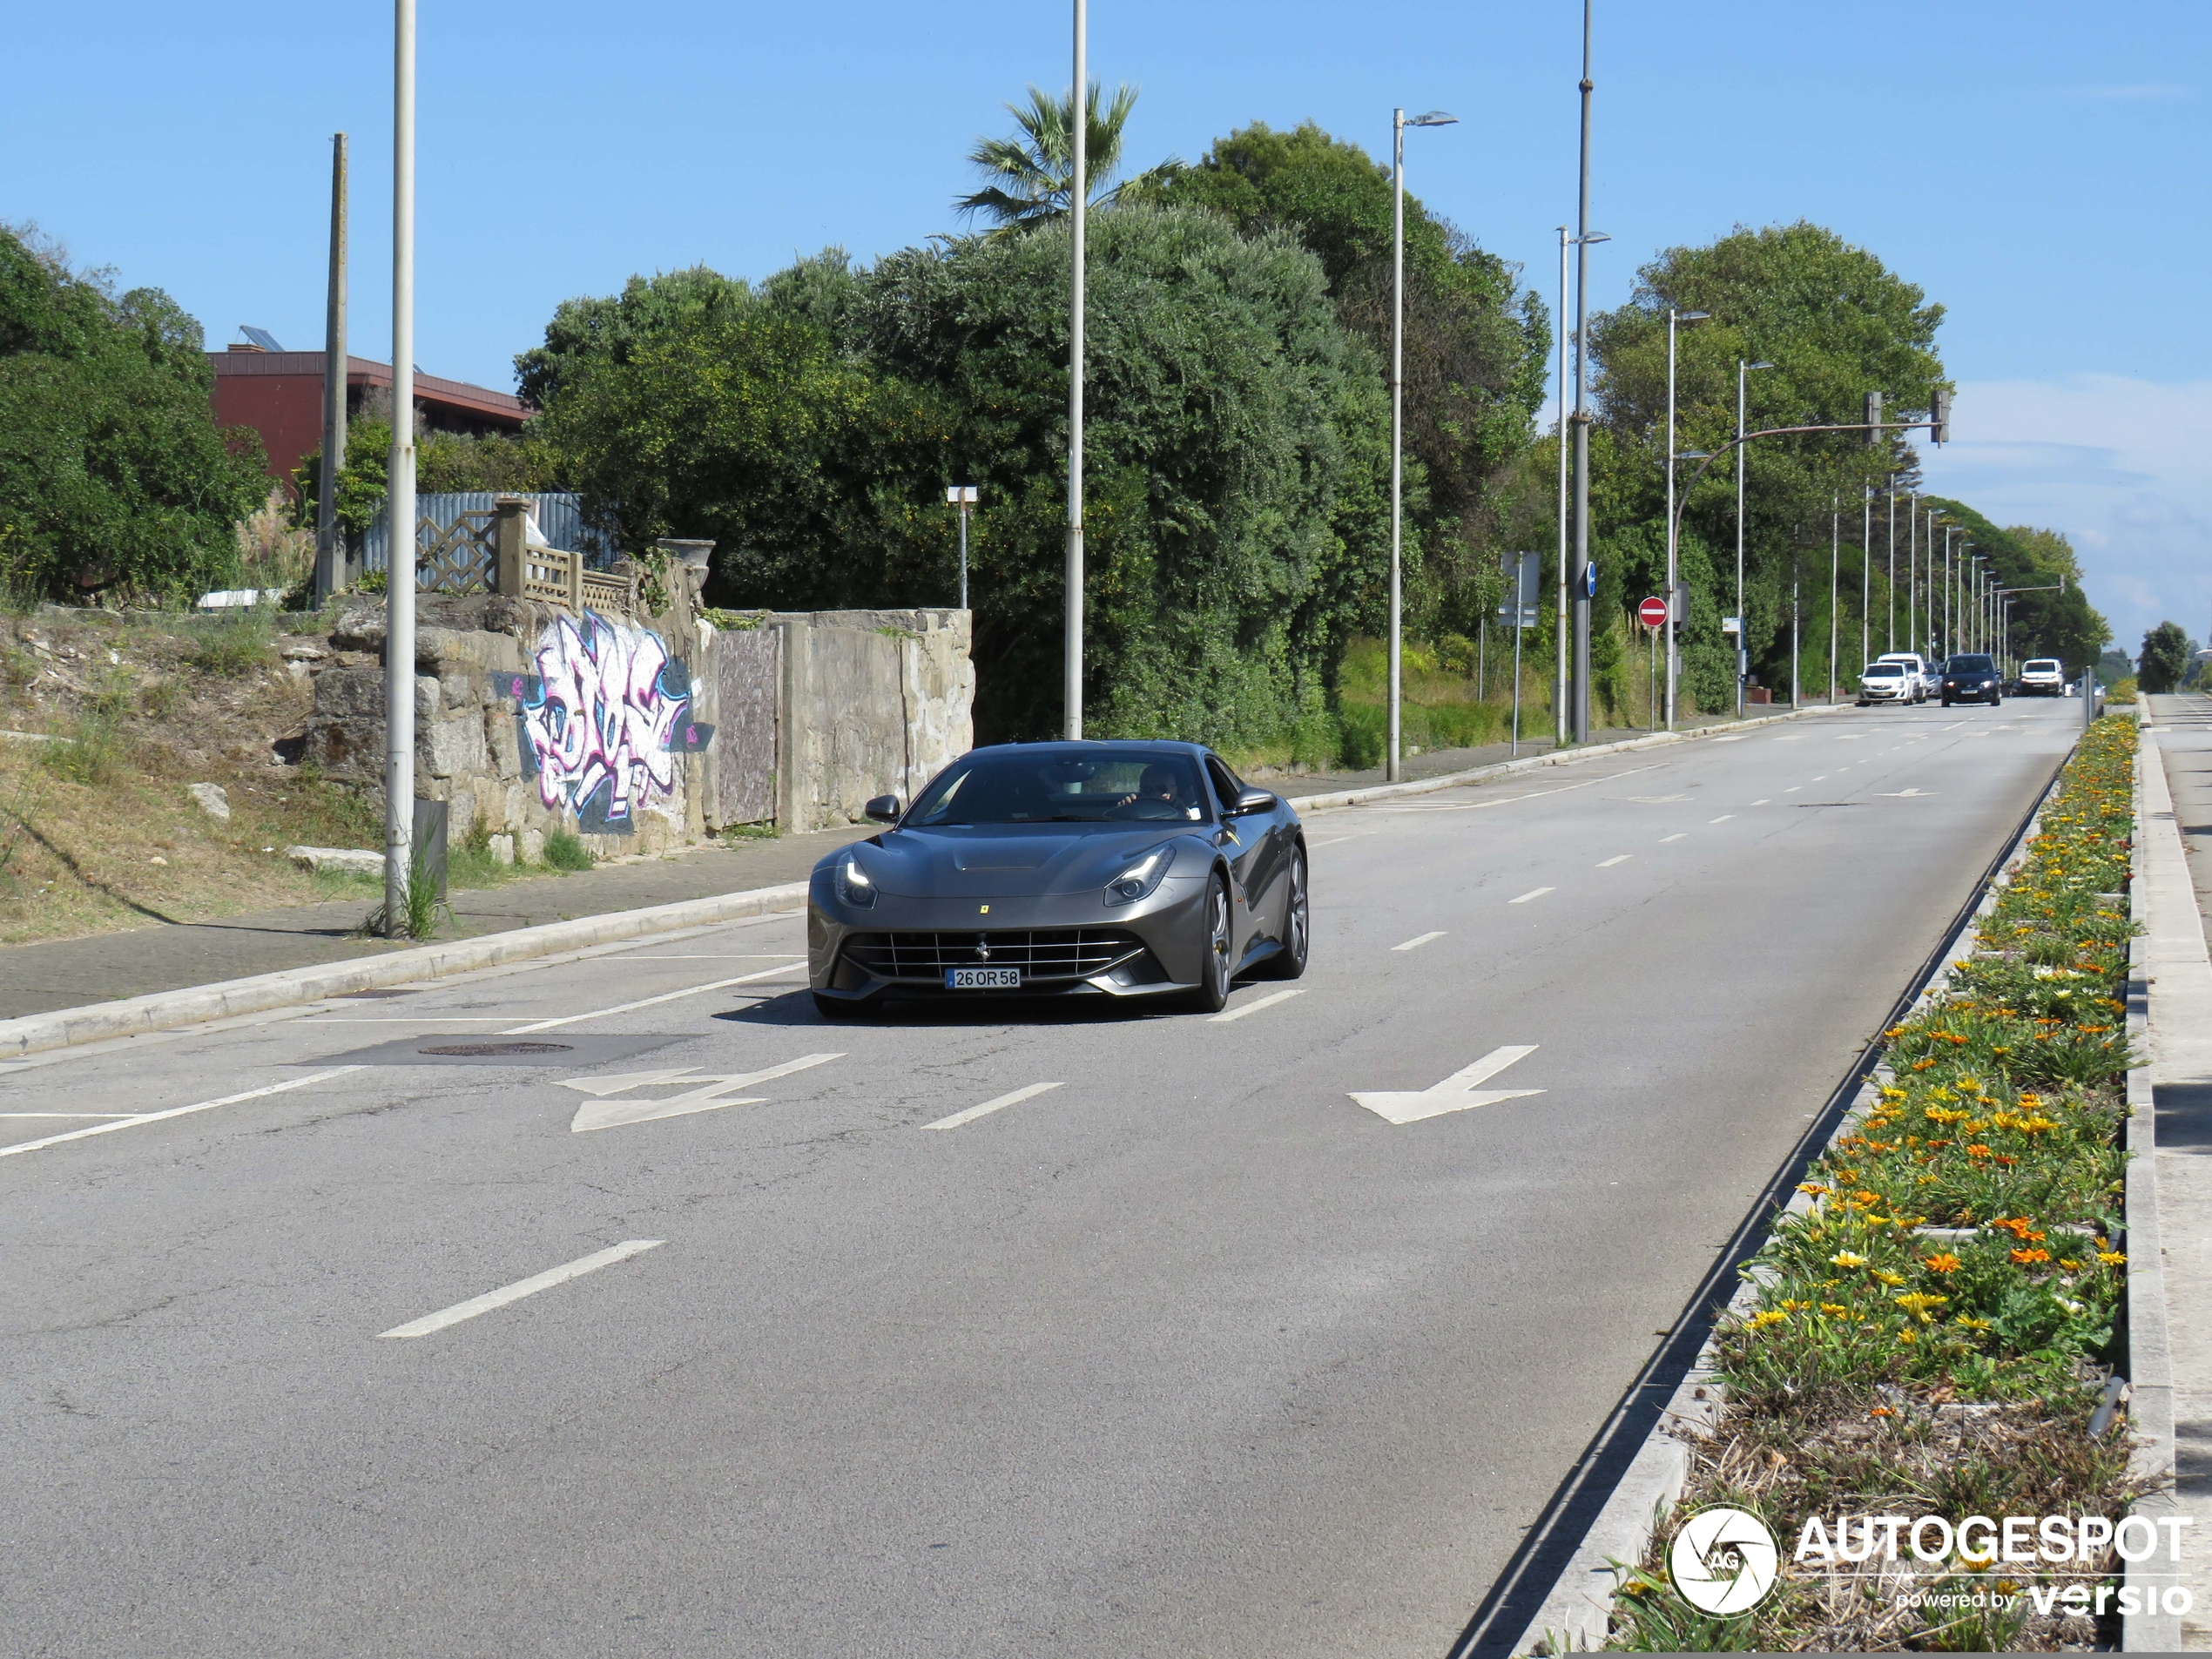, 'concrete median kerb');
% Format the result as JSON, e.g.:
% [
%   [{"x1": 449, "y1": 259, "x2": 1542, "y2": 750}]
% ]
[{"x1": 0, "y1": 705, "x2": 1833, "y2": 1062}]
